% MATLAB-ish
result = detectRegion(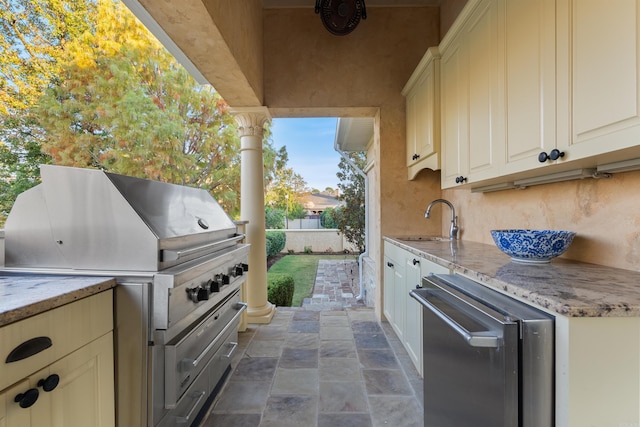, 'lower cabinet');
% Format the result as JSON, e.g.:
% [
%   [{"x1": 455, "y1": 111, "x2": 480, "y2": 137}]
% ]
[
  {"x1": 1, "y1": 333, "x2": 114, "y2": 427},
  {"x1": 383, "y1": 241, "x2": 449, "y2": 375},
  {"x1": 0, "y1": 291, "x2": 115, "y2": 427}
]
